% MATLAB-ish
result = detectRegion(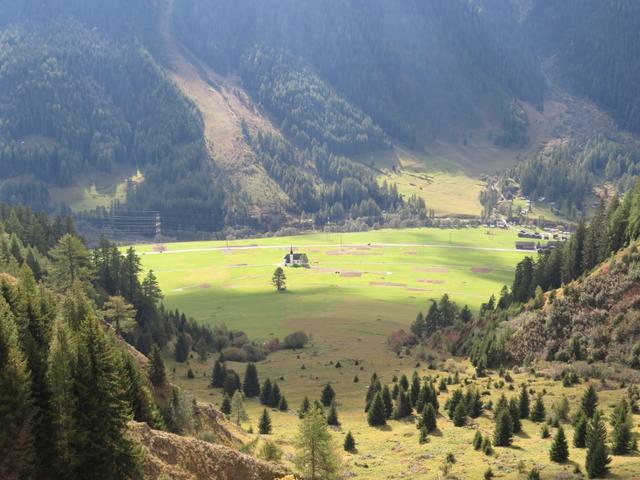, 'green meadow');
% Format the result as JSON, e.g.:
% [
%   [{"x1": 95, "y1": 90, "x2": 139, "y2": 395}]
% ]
[
  {"x1": 135, "y1": 227, "x2": 527, "y2": 340},
  {"x1": 135, "y1": 227, "x2": 640, "y2": 479}
]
